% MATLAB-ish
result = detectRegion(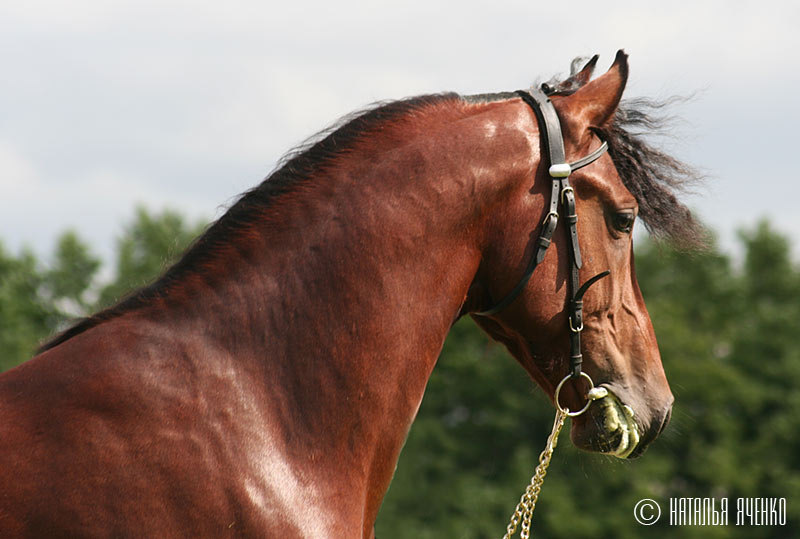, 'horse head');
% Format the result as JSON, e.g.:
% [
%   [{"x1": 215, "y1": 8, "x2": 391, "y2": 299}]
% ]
[{"x1": 471, "y1": 51, "x2": 673, "y2": 459}]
